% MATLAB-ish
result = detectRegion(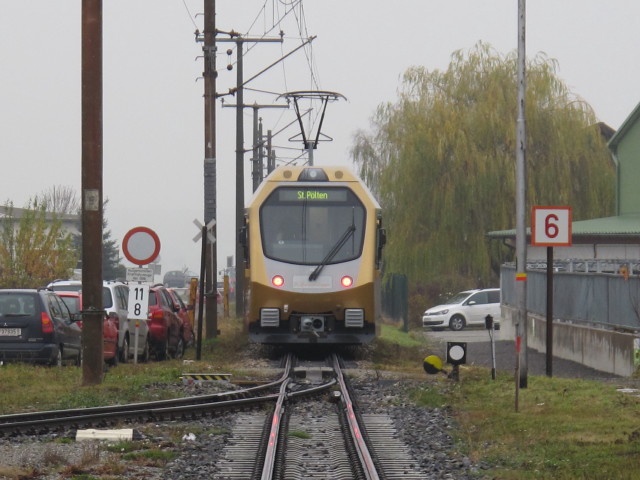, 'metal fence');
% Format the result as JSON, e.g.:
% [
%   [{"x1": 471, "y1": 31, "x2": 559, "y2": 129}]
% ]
[
  {"x1": 382, "y1": 273, "x2": 408, "y2": 325},
  {"x1": 501, "y1": 265, "x2": 640, "y2": 331}
]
